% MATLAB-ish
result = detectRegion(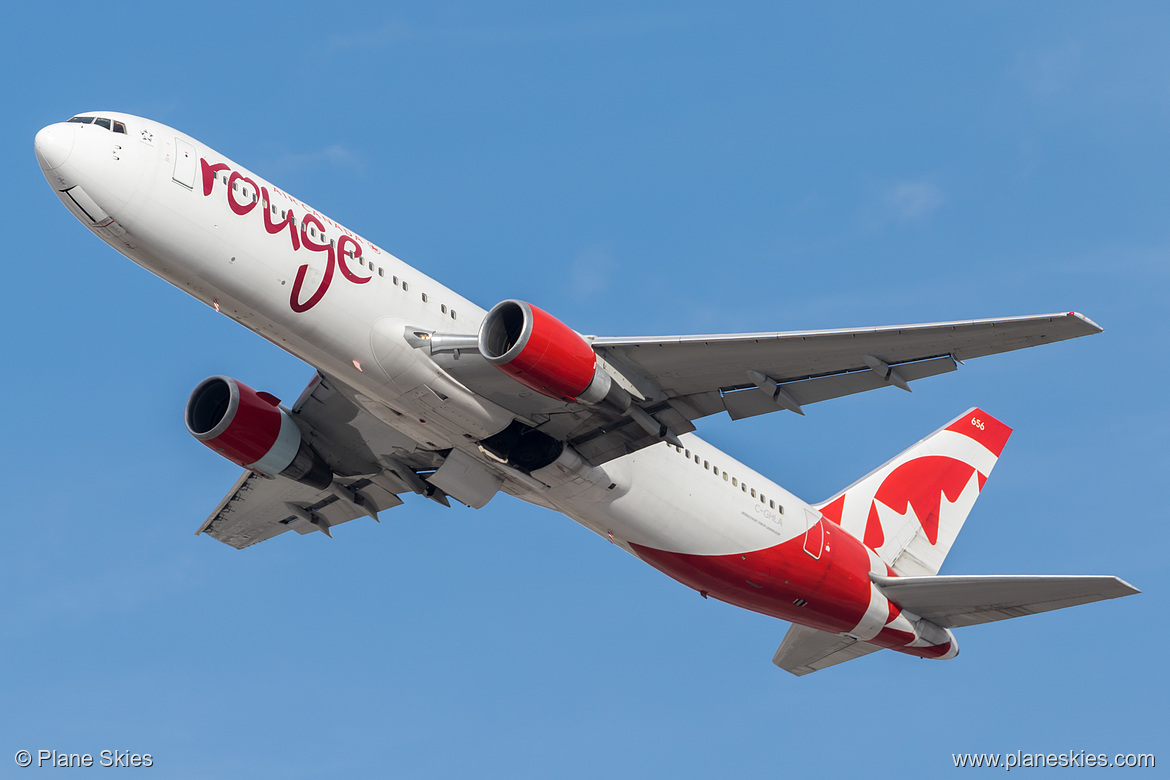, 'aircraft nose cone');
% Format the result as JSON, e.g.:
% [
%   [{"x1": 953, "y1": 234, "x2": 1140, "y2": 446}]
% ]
[{"x1": 34, "y1": 123, "x2": 74, "y2": 171}]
